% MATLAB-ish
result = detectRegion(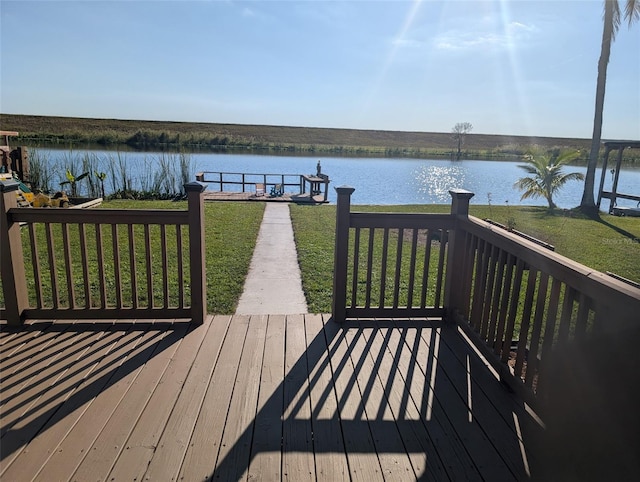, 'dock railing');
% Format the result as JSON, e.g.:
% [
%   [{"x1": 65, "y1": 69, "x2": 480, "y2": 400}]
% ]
[
  {"x1": 332, "y1": 186, "x2": 640, "y2": 406},
  {"x1": 196, "y1": 171, "x2": 302, "y2": 193},
  {"x1": 1, "y1": 179, "x2": 208, "y2": 325}
]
